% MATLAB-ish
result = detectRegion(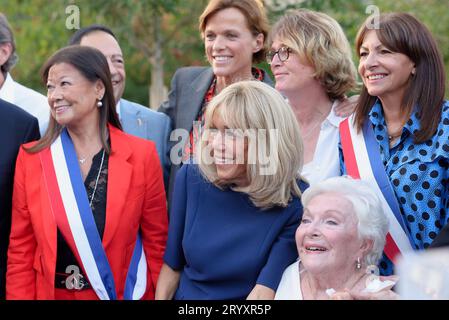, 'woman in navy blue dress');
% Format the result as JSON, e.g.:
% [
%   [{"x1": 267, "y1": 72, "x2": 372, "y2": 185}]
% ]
[{"x1": 156, "y1": 81, "x2": 306, "y2": 300}]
